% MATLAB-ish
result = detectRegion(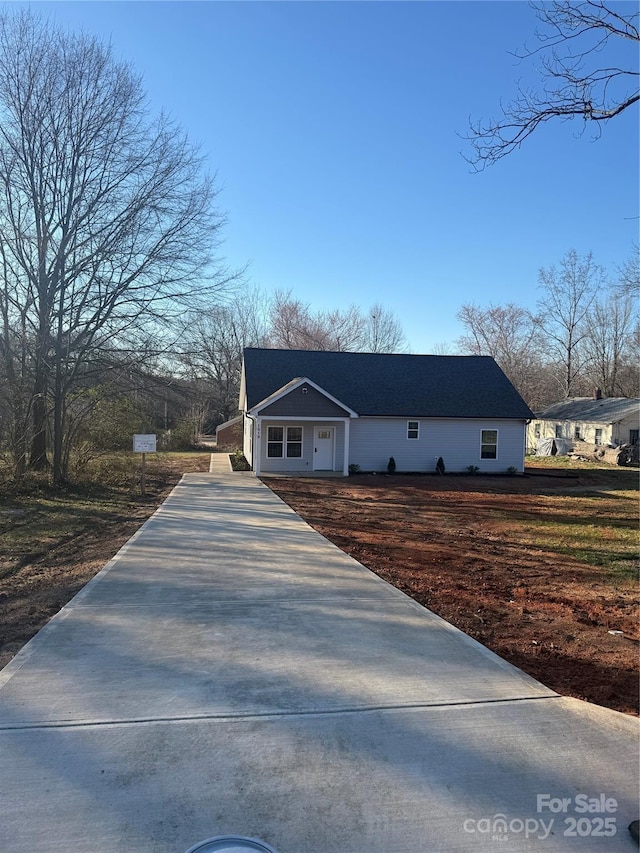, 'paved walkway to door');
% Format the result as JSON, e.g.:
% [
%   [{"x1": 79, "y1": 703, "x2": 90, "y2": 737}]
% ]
[{"x1": 0, "y1": 462, "x2": 637, "y2": 852}]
